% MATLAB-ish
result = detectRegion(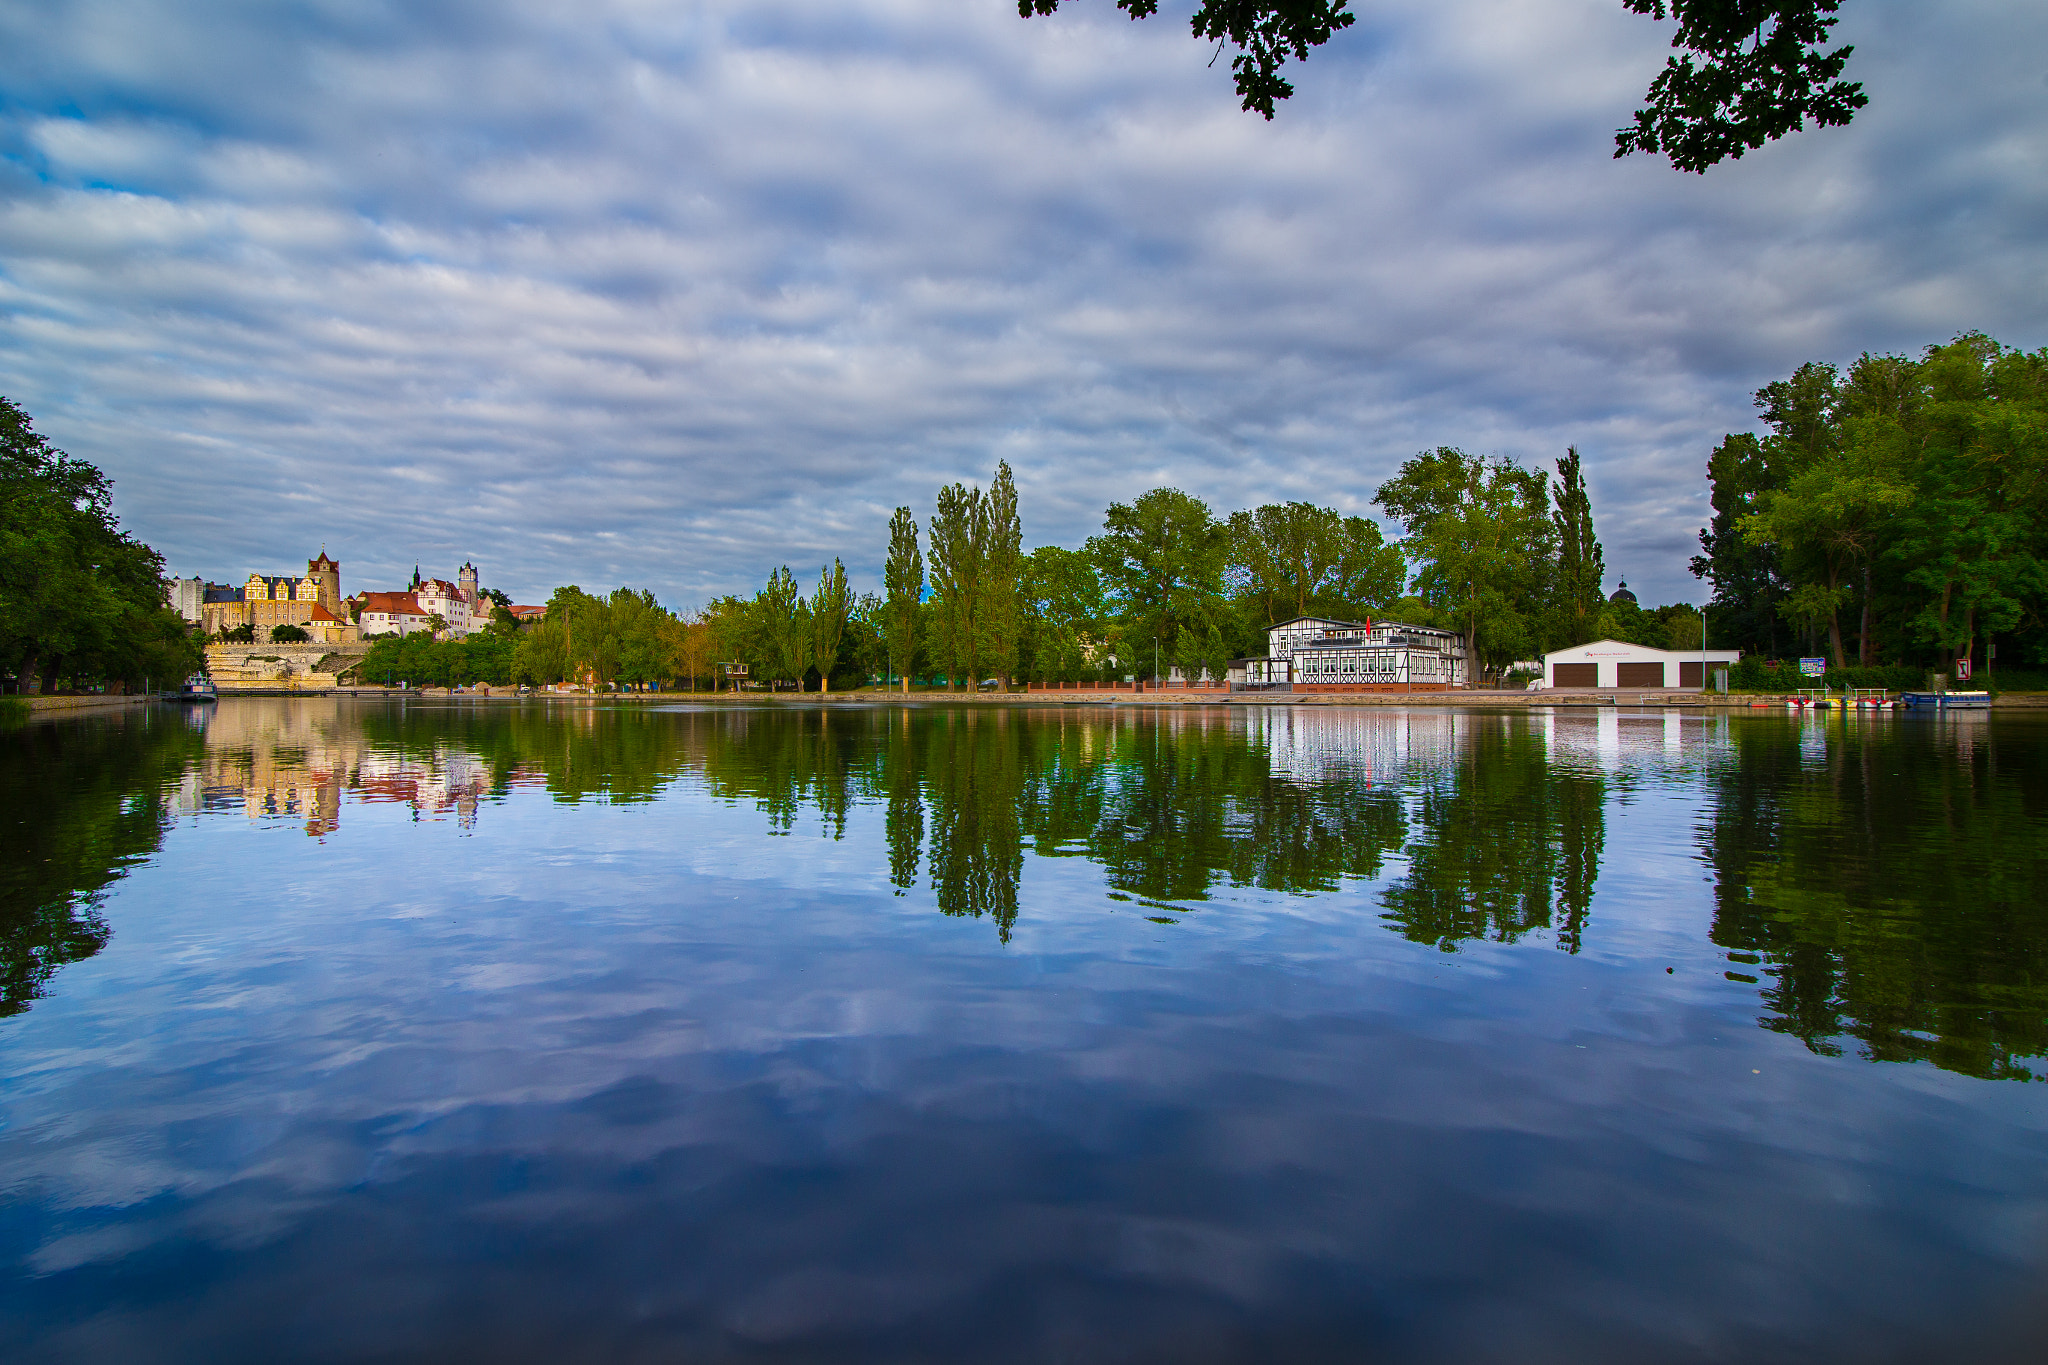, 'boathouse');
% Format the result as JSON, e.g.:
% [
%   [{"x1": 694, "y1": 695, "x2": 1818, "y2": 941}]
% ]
[{"x1": 1541, "y1": 639, "x2": 1741, "y2": 689}]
